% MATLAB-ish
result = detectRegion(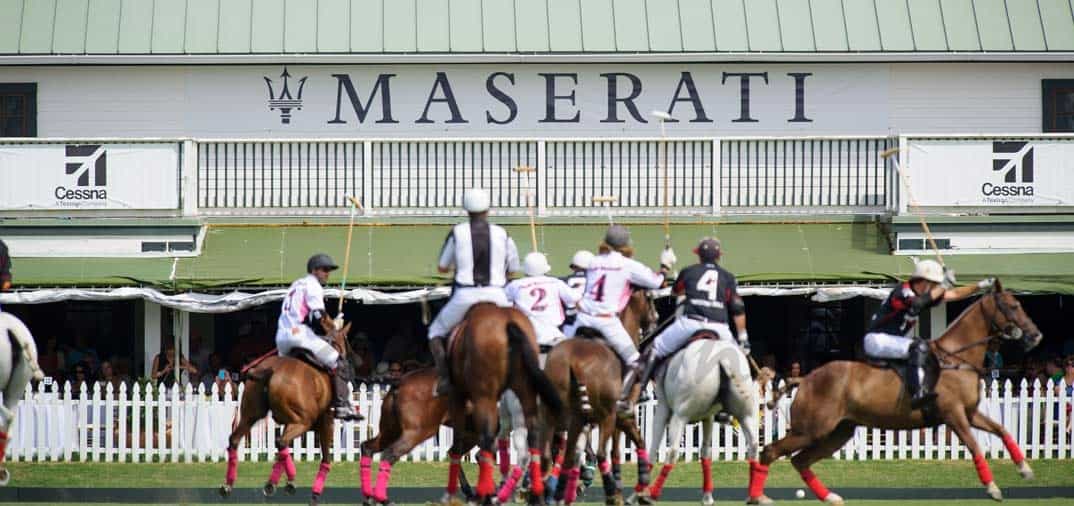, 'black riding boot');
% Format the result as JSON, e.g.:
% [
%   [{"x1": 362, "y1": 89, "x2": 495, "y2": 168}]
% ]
[
  {"x1": 429, "y1": 337, "x2": 452, "y2": 397},
  {"x1": 331, "y1": 358, "x2": 363, "y2": 421},
  {"x1": 616, "y1": 352, "x2": 657, "y2": 419},
  {"x1": 907, "y1": 340, "x2": 936, "y2": 409}
]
